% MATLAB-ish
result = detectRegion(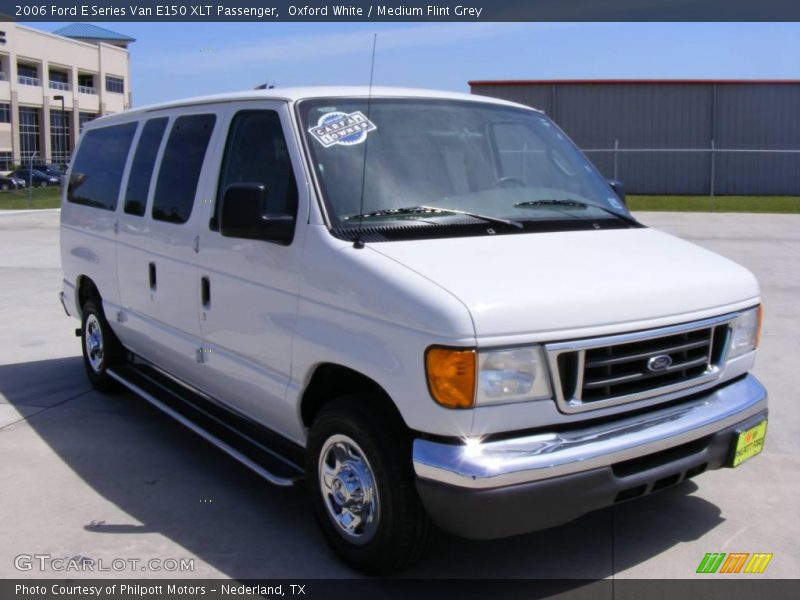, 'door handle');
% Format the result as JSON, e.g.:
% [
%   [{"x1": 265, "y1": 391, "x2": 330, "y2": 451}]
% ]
[
  {"x1": 201, "y1": 276, "x2": 211, "y2": 308},
  {"x1": 148, "y1": 262, "x2": 157, "y2": 290}
]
